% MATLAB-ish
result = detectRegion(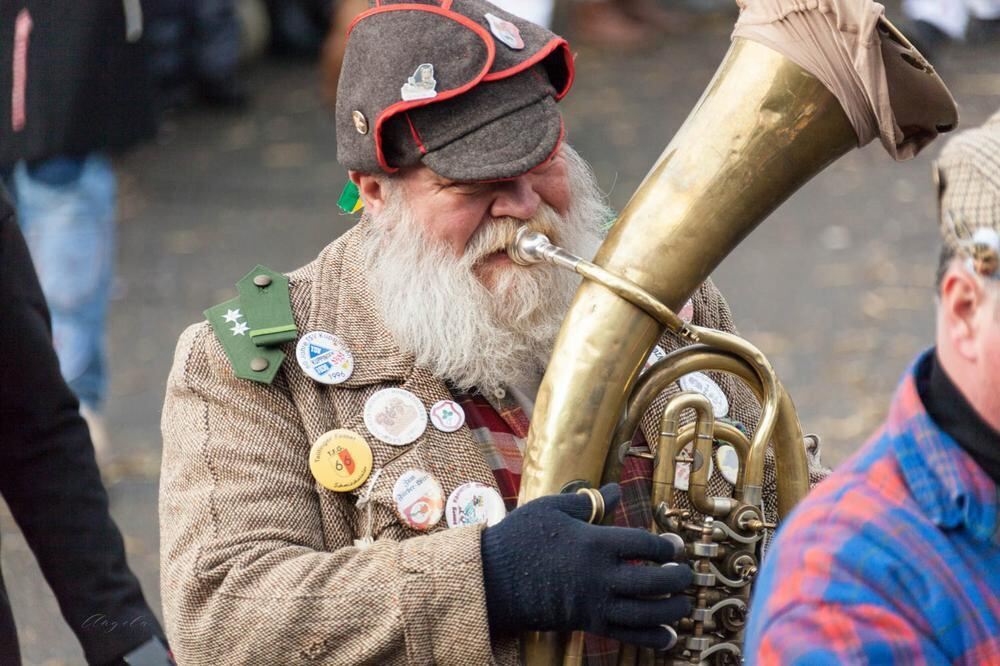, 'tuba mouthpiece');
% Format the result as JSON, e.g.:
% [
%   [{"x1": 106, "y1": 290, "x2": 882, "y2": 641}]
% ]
[{"x1": 507, "y1": 227, "x2": 552, "y2": 266}]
